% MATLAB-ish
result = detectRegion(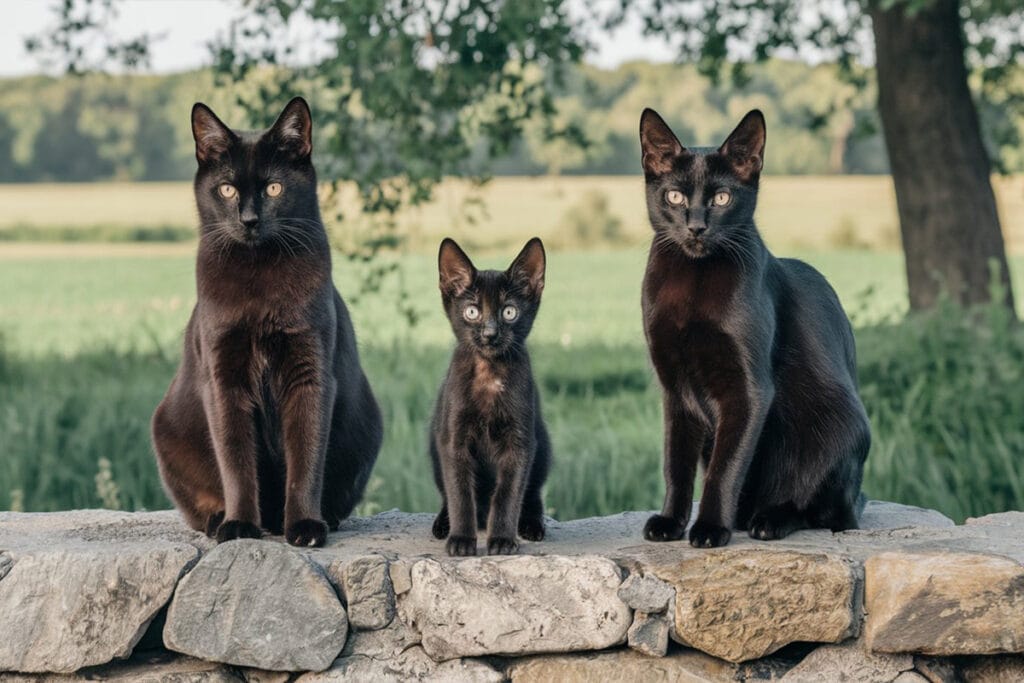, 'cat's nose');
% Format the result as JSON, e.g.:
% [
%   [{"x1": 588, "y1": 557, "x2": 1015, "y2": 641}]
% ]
[
  {"x1": 481, "y1": 321, "x2": 498, "y2": 341},
  {"x1": 689, "y1": 225, "x2": 707, "y2": 237},
  {"x1": 241, "y1": 215, "x2": 259, "y2": 232}
]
